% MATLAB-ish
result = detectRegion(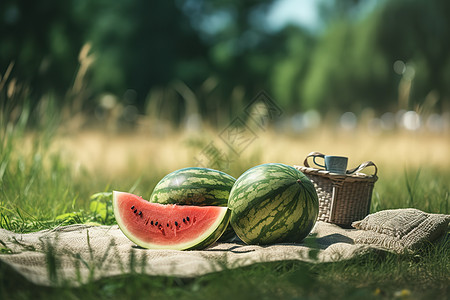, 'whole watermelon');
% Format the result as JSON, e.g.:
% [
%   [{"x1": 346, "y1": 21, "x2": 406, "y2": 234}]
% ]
[
  {"x1": 228, "y1": 163, "x2": 319, "y2": 245},
  {"x1": 150, "y1": 167, "x2": 236, "y2": 241}
]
